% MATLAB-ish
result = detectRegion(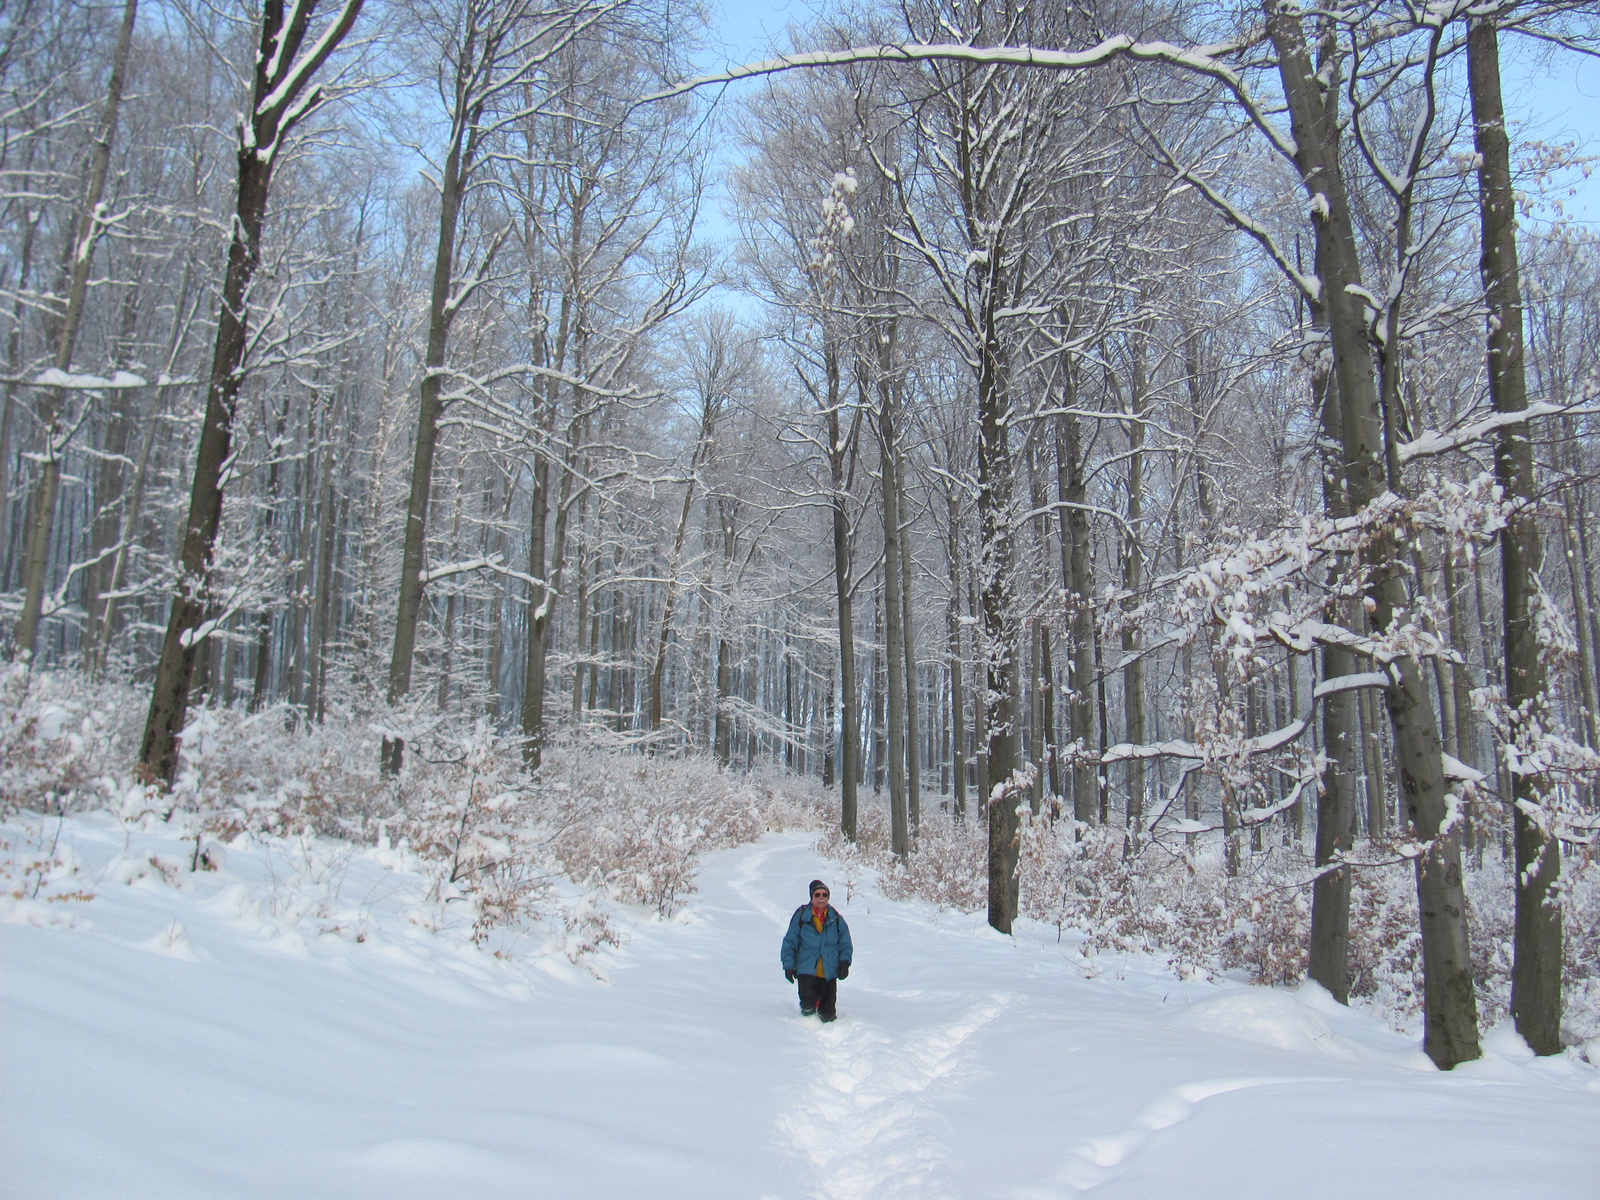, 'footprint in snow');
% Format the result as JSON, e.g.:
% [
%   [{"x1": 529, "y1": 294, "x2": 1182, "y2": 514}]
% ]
[{"x1": 780, "y1": 993, "x2": 1011, "y2": 1200}]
